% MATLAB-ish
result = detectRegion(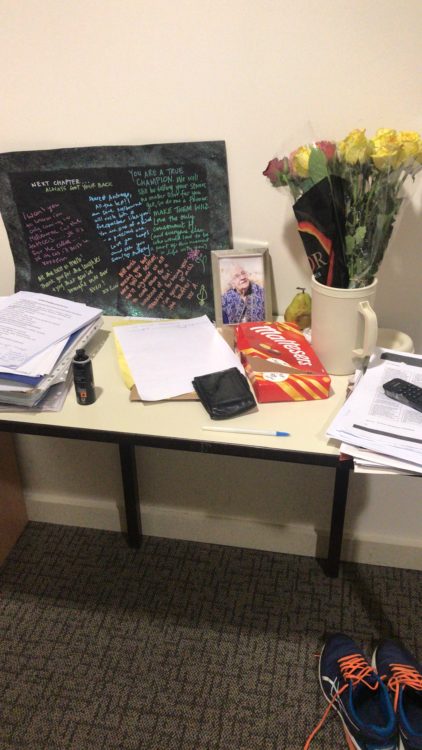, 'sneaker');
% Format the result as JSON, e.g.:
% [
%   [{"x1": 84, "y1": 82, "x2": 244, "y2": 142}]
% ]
[
  {"x1": 304, "y1": 633, "x2": 397, "y2": 750},
  {"x1": 374, "y1": 639, "x2": 422, "y2": 750}
]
